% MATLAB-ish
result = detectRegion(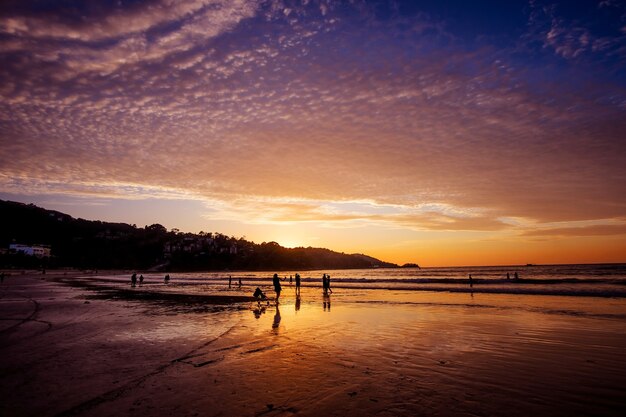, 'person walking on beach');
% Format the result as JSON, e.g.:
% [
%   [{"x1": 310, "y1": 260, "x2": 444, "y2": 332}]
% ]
[
  {"x1": 289, "y1": 275, "x2": 293, "y2": 285},
  {"x1": 131, "y1": 273, "x2": 137, "y2": 287},
  {"x1": 322, "y1": 273, "x2": 328, "y2": 294},
  {"x1": 164, "y1": 274, "x2": 170, "y2": 283},
  {"x1": 295, "y1": 273, "x2": 301, "y2": 296},
  {"x1": 238, "y1": 277, "x2": 242, "y2": 288},
  {"x1": 228, "y1": 276, "x2": 232, "y2": 288},
  {"x1": 139, "y1": 274, "x2": 144, "y2": 285},
  {"x1": 468, "y1": 274, "x2": 473, "y2": 288},
  {"x1": 326, "y1": 274, "x2": 333, "y2": 294},
  {"x1": 273, "y1": 273, "x2": 282, "y2": 302}
]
